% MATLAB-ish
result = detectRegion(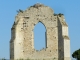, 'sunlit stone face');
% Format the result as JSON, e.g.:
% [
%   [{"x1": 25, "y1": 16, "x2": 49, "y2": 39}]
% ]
[{"x1": 10, "y1": 3, "x2": 70, "y2": 60}]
